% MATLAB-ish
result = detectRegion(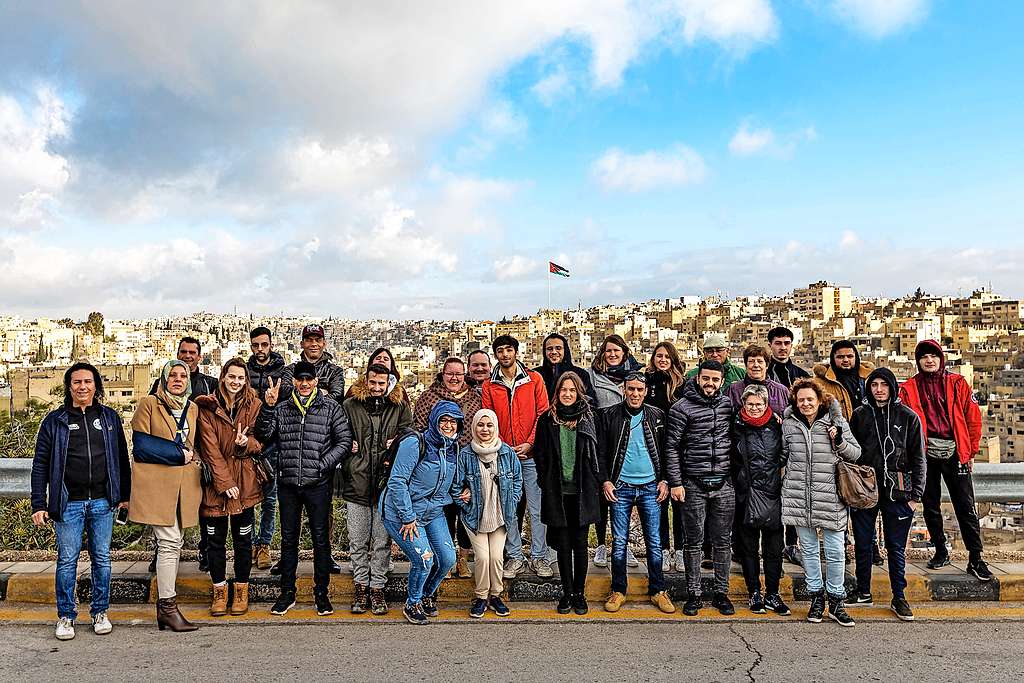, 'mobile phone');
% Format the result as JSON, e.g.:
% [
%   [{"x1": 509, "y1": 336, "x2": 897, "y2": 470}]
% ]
[{"x1": 115, "y1": 506, "x2": 130, "y2": 525}]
